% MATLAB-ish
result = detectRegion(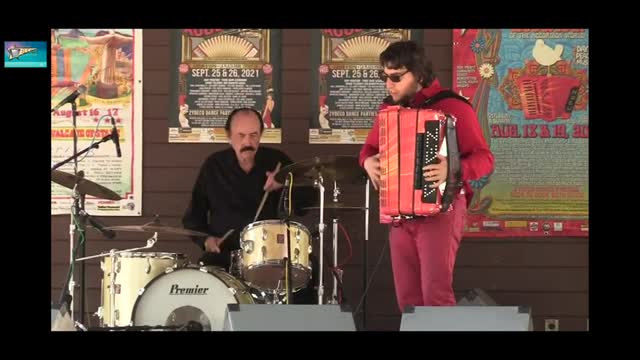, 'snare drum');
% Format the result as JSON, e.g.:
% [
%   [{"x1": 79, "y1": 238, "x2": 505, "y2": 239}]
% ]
[
  {"x1": 240, "y1": 220, "x2": 312, "y2": 293},
  {"x1": 131, "y1": 266, "x2": 254, "y2": 331},
  {"x1": 99, "y1": 252, "x2": 187, "y2": 327}
]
